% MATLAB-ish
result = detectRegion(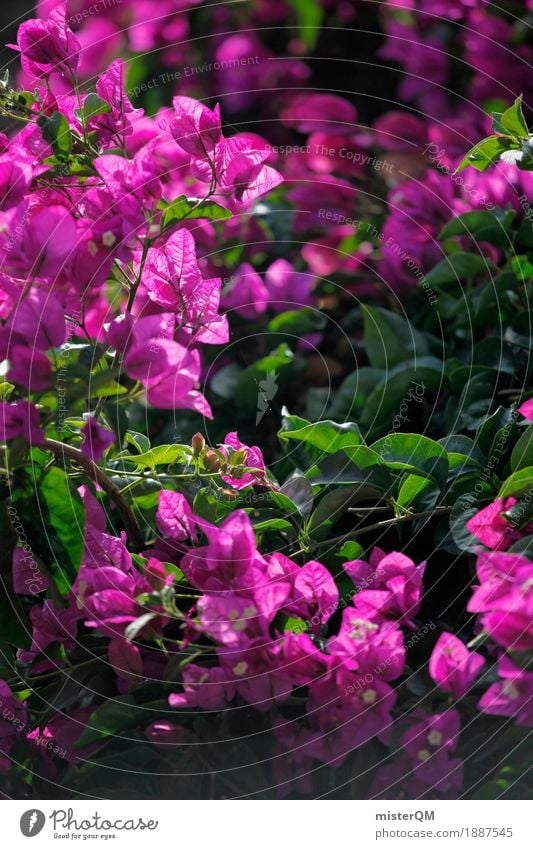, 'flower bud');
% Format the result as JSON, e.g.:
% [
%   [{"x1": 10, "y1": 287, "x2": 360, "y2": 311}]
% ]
[
  {"x1": 144, "y1": 557, "x2": 167, "y2": 591},
  {"x1": 191, "y1": 432, "x2": 205, "y2": 457},
  {"x1": 203, "y1": 450, "x2": 221, "y2": 472}
]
